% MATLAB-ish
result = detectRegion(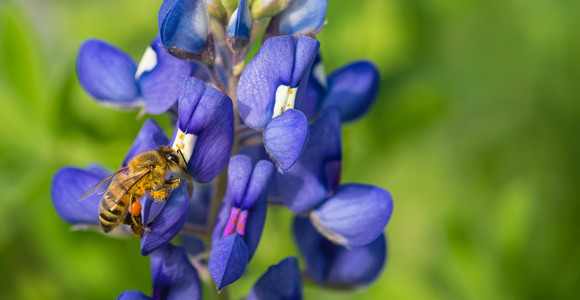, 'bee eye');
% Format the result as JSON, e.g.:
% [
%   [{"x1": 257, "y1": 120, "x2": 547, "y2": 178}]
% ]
[{"x1": 166, "y1": 153, "x2": 179, "y2": 163}]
